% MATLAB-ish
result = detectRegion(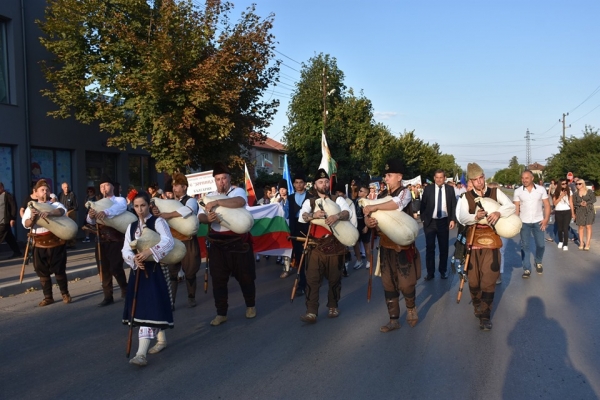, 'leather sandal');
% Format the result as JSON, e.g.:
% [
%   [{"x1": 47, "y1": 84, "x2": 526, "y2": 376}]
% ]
[
  {"x1": 300, "y1": 313, "x2": 317, "y2": 323},
  {"x1": 279, "y1": 270, "x2": 292, "y2": 279},
  {"x1": 380, "y1": 320, "x2": 400, "y2": 333},
  {"x1": 38, "y1": 297, "x2": 55, "y2": 307},
  {"x1": 327, "y1": 308, "x2": 340, "y2": 318}
]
